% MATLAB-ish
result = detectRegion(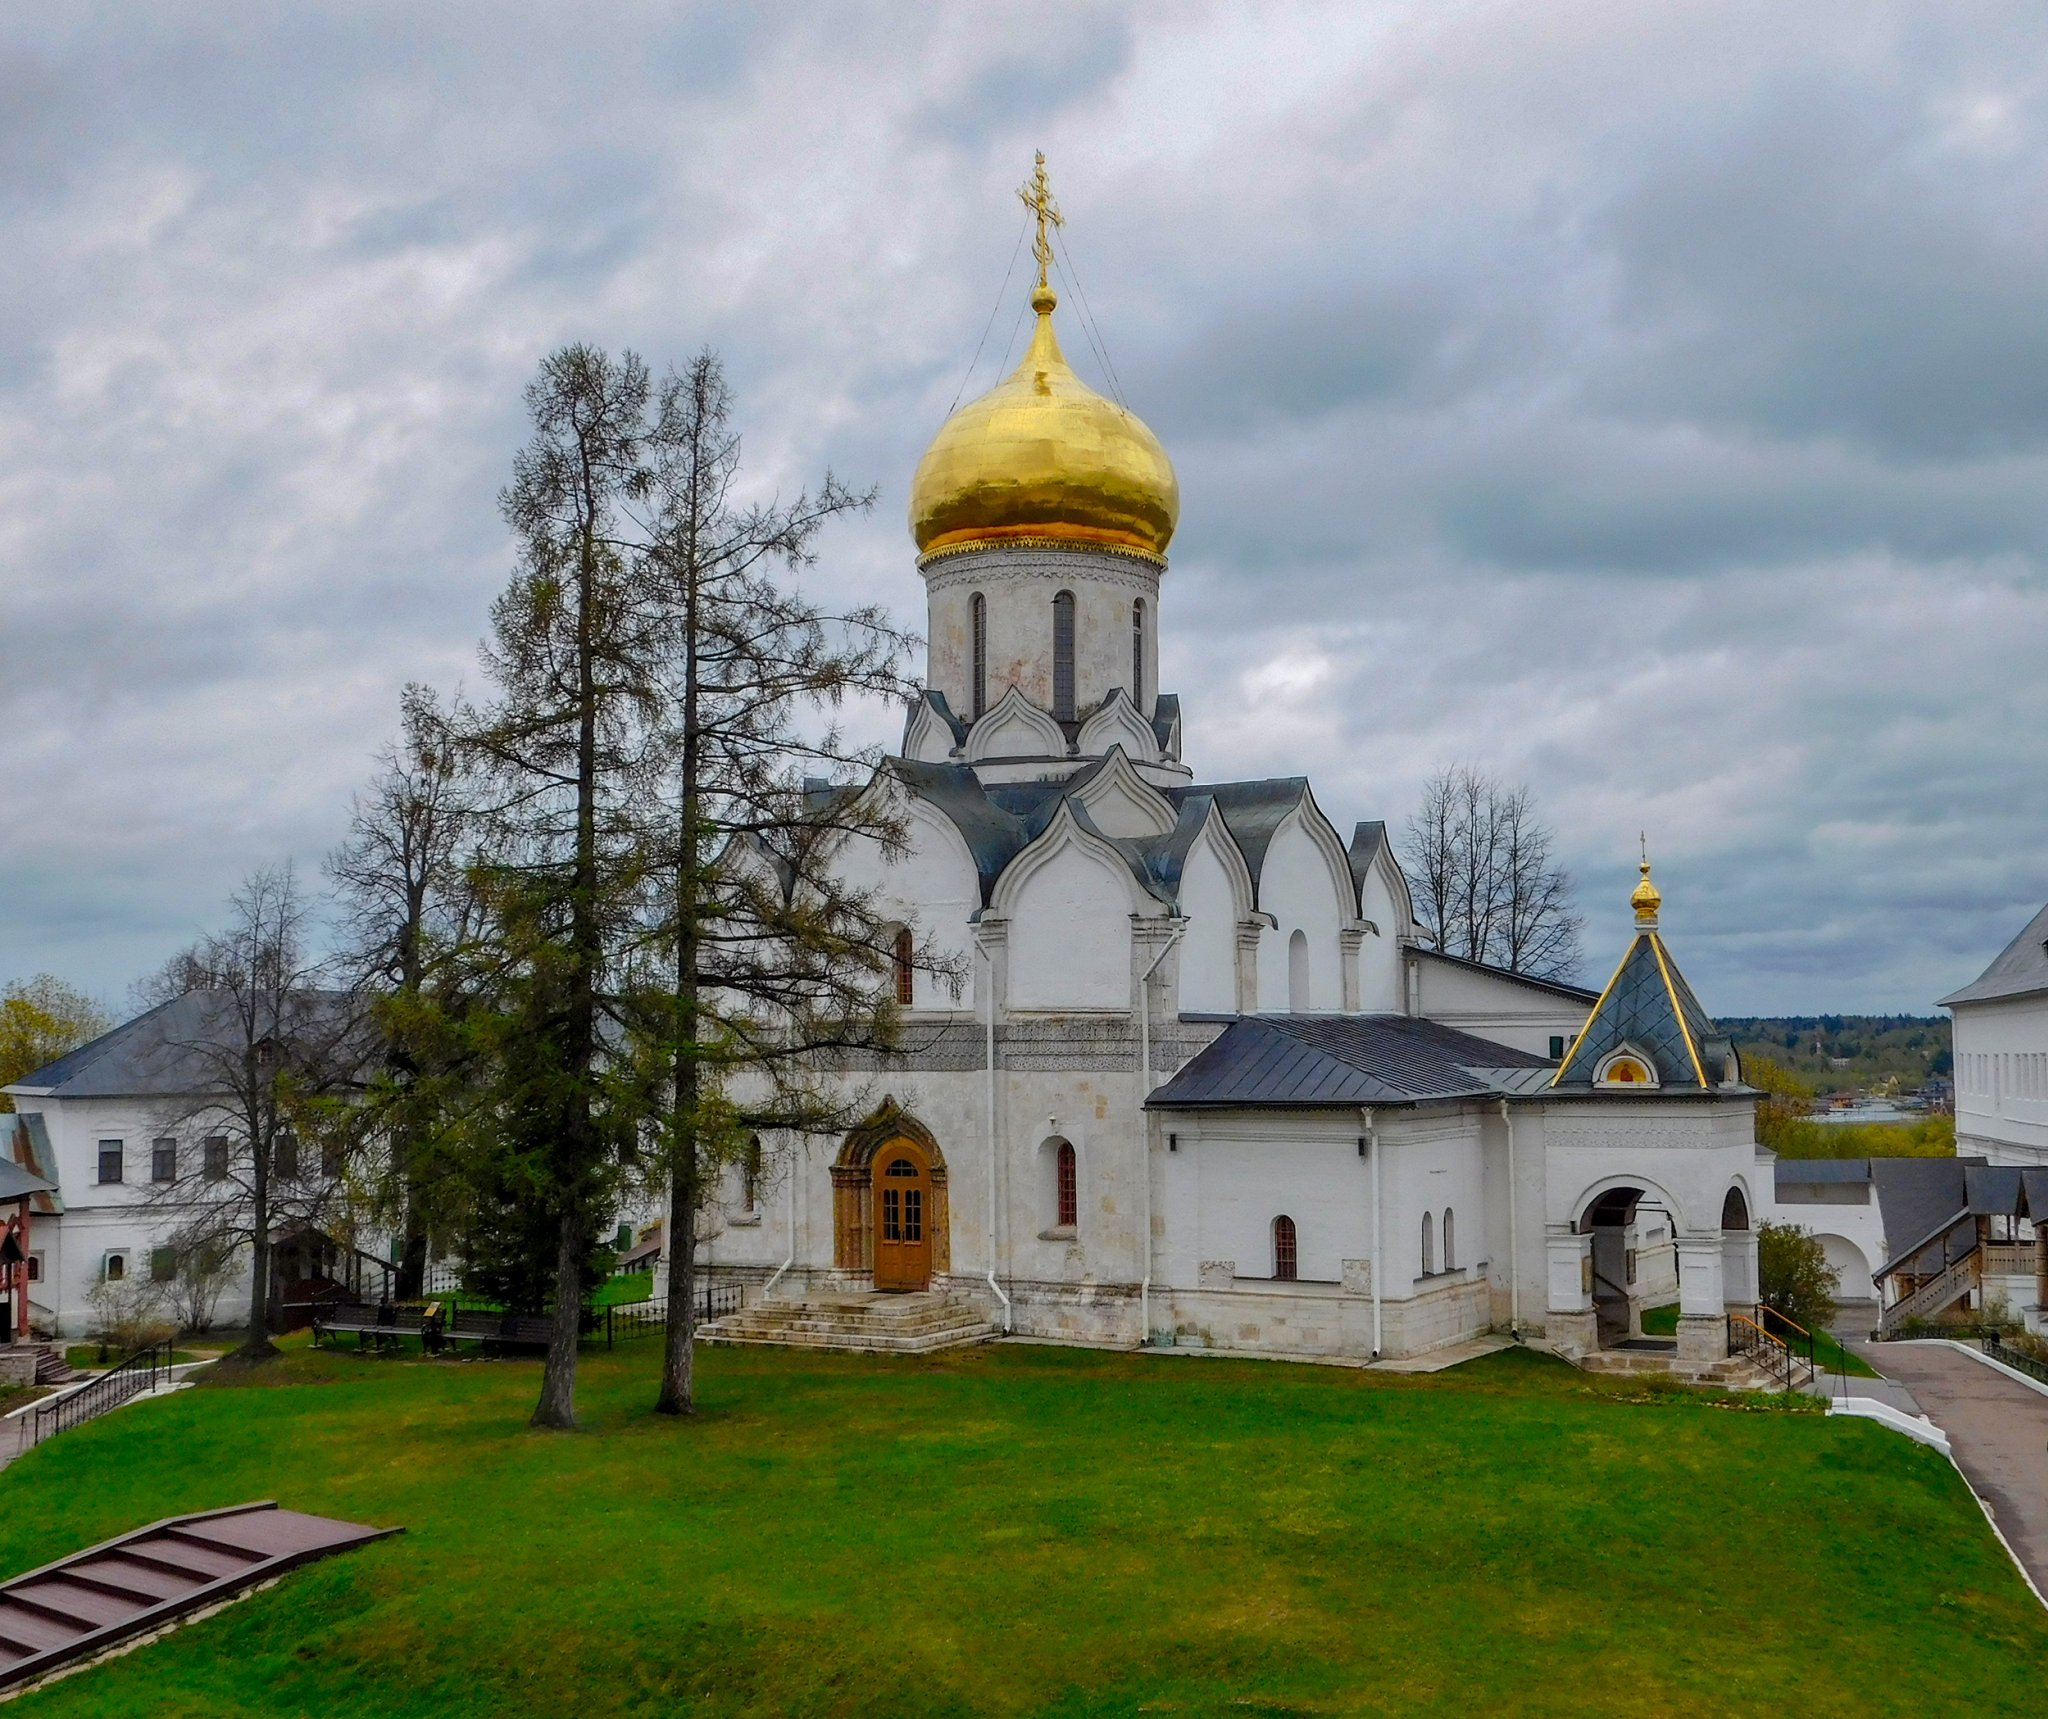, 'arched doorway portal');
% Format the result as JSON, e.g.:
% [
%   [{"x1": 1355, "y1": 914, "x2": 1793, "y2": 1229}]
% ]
[
  {"x1": 1580, "y1": 1186, "x2": 1645, "y2": 1344},
  {"x1": 832, "y1": 1102, "x2": 951, "y2": 1293}
]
